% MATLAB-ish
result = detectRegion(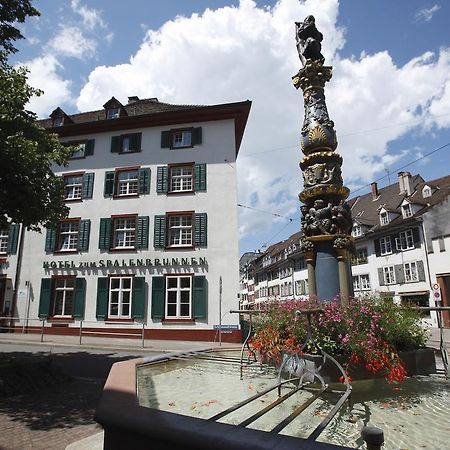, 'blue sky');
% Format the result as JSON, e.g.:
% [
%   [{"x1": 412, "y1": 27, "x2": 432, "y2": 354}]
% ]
[{"x1": 12, "y1": 1, "x2": 450, "y2": 254}]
